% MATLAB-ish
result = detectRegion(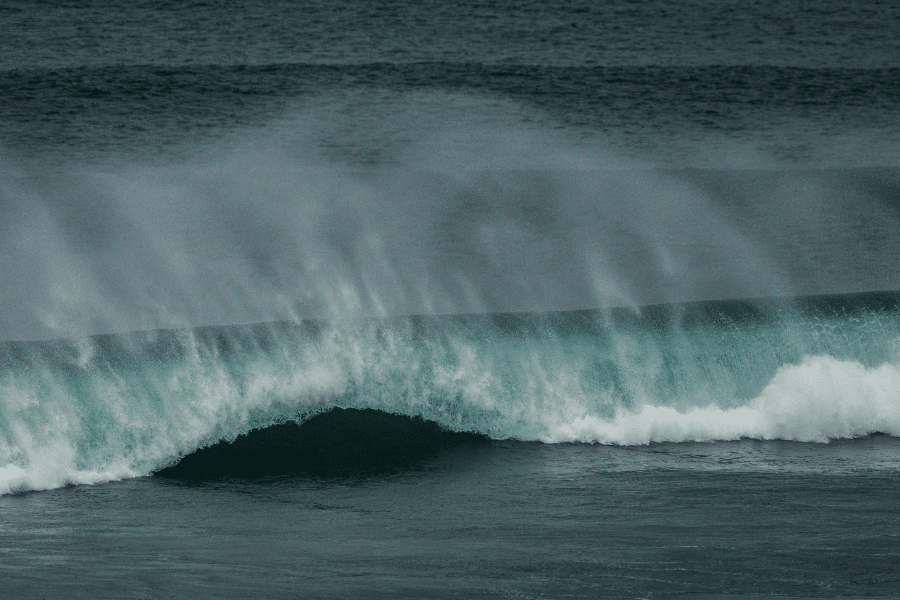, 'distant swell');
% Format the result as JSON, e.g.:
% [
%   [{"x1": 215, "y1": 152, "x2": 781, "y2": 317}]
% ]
[{"x1": 3, "y1": 291, "x2": 900, "y2": 494}]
